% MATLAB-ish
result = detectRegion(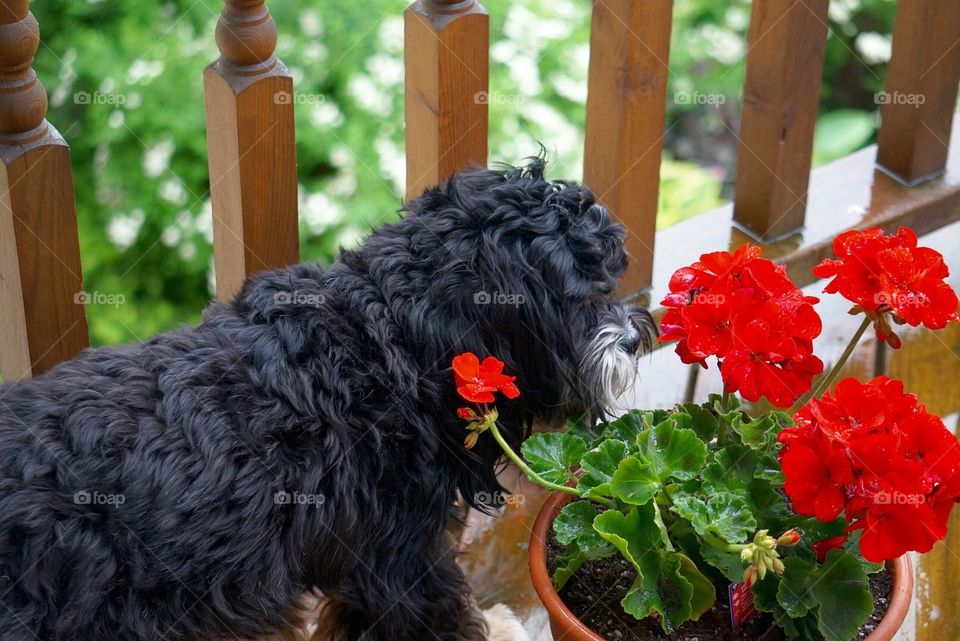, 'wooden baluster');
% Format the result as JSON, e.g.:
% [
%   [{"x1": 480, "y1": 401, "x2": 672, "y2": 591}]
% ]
[
  {"x1": 583, "y1": 0, "x2": 674, "y2": 296},
  {"x1": 404, "y1": 0, "x2": 489, "y2": 200},
  {"x1": 0, "y1": 1, "x2": 88, "y2": 380},
  {"x1": 876, "y1": 1, "x2": 960, "y2": 186},
  {"x1": 732, "y1": 0, "x2": 830, "y2": 241},
  {"x1": 204, "y1": 0, "x2": 299, "y2": 301}
]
